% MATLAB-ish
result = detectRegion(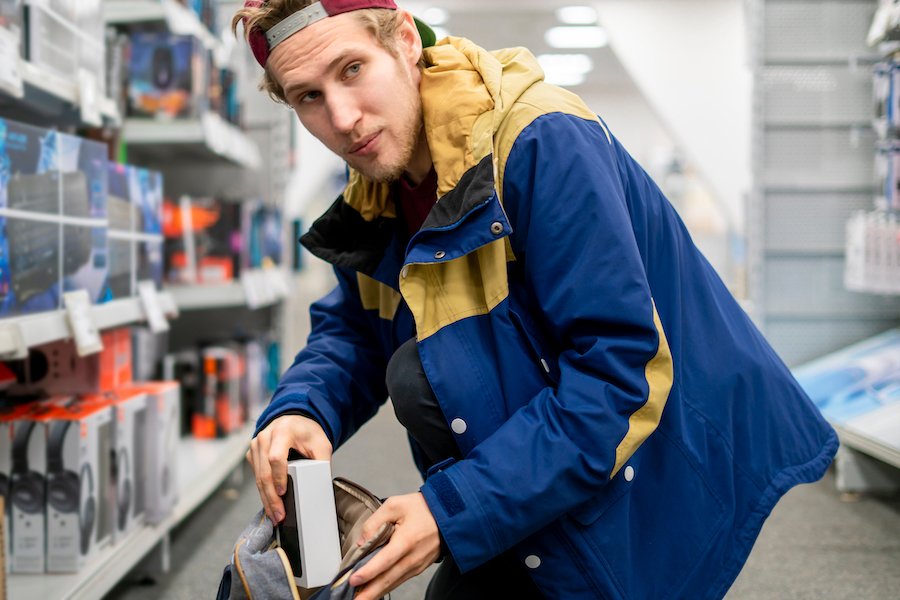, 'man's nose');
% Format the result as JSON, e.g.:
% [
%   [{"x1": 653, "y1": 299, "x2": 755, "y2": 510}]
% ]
[{"x1": 327, "y1": 91, "x2": 362, "y2": 135}]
